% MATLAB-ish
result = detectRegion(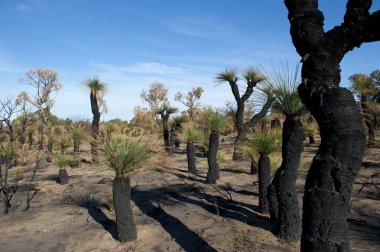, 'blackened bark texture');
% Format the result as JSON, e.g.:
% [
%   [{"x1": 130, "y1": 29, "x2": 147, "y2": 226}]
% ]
[
  {"x1": 162, "y1": 118, "x2": 170, "y2": 152},
  {"x1": 58, "y1": 169, "x2": 69, "y2": 185},
  {"x1": 206, "y1": 132, "x2": 220, "y2": 184},
  {"x1": 250, "y1": 159, "x2": 258, "y2": 174},
  {"x1": 269, "y1": 117, "x2": 303, "y2": 242},
  {"x1": 28, "y1": 132, "x2": 33, "y2": 149},
  {"x1": 267, "y1": 173, "x2": 279, "y2": 221},
  {"x1": 258, "y1": 154, "x2": 270, "y2": 213},
  {"x1": 284, "y1": 1, "x2": 379, "y2": 250},
  {"x1": 187, "y1": 141, "x2": 197, "y2": 174},
  {"x1": 308, "y1": 135, "x2": 315, "y2": 144},
  {"x1": 90, "y1": 91, "x2": 100, "y2": 163},
  {"x1": 113, "y1": 176, "x2": 137, "y2": 242}
]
